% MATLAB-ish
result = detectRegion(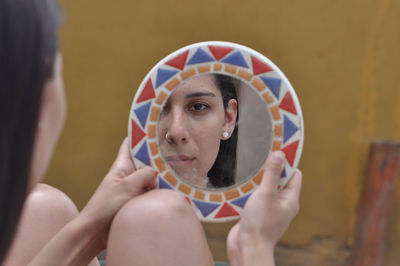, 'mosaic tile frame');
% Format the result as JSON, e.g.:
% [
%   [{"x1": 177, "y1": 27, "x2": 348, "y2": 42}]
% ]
[{"x1": 128, "y1": 41, "x2": 304, "y2": 222}]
